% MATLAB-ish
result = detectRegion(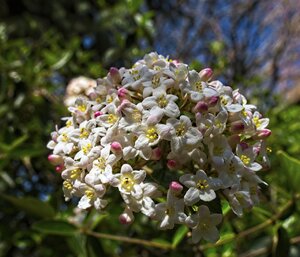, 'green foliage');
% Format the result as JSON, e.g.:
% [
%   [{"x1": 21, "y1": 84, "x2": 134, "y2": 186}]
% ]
[{"x1": 0, "y1": 0, "x2": 300, "y2": 256}]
